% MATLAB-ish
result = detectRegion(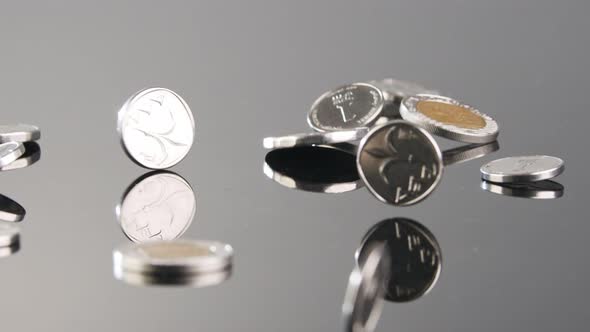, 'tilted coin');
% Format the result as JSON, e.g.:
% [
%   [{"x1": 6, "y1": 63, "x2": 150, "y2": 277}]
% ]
[
  {"x1": 0, "y1": 142, "x2": 41, "y2": 172},
  {"x1": 442, "y1": 141, "x2": 499, "y2": 166},
  {"x1": 263, "y1": 128, "x2": 368, "y2": 150},
  {"x1": 481, "y1": 180, "x2": 564, "y2": 199},
  {"x1": 114, "y1": 265, "x2": 231, "y2": 288},
  {"x1": 357, "y1": 120, "x2": 443, "y2": 206},
  {"x1": 0, "y1": 241, "x2": 20, "y2": 258},
  {"x1": 263, "y1": 145, "x2": 363, "y2": 194},
  {"x1": 0, "y1": 142, "x2": 25, "y2": 167},
  {"x1": 357, "y1": 218, "x2": 442, "y2": 303},
  {"x1": 117, "y1": 171, "x2": 196, "y2": 243},
  {"x1": 480, "y1": 155, "x2": 564, "y2": 183},
  {"x1": 118, "y1": 87, "x2": 195, "y2": 169},
  {"x1": 343, "y1": 243, "x2": 390, "y2": 332},
  {"x1": 0, "y1": 223, "x2": 20, "y2": 247},
  {"x1": 400, "y1": 94, "x2": 499, "y2": 143},
  {"x1": 0, "y1": 124, "x2": 40, "y2": 143},
  {"x1": 308, "y1": 83, "x2": 385, "y2": 132},
  {"x1": 0, "y1": 194, "x2": 26, "y2": 222}
]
